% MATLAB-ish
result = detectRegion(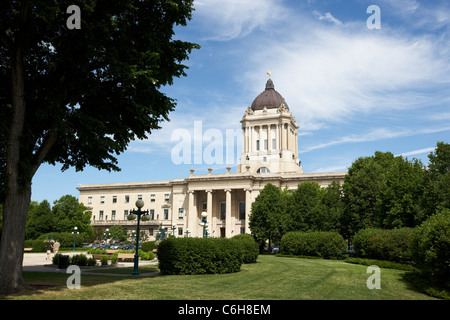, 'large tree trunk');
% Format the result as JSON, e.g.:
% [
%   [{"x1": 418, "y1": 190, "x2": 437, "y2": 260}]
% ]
[
  {"x1": 0, "y1": 46, "x2": 31, "y2": 295},
  {"x1": 0, "y1": 188, "x2": 31, "y2": 294}
]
